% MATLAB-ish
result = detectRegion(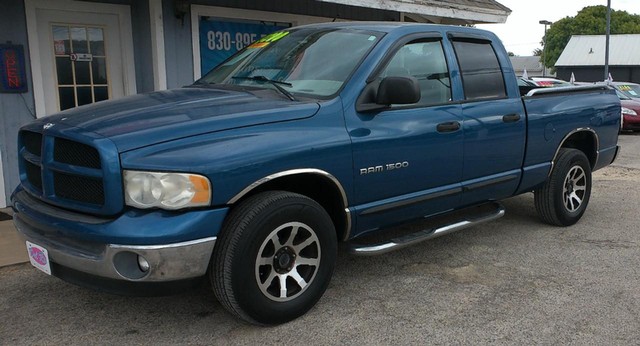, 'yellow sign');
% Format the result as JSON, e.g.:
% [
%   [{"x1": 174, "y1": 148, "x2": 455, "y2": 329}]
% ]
[{"x1": 248, "y1": 31, "x2": 289, "y2": 48}]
